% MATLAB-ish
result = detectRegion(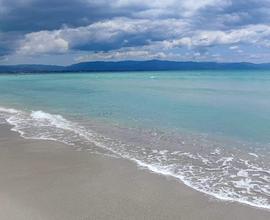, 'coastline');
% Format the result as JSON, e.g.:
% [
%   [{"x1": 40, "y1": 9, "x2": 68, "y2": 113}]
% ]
[{"x1": 0, "y1": 124, "x2": 269, "y2": 220}]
